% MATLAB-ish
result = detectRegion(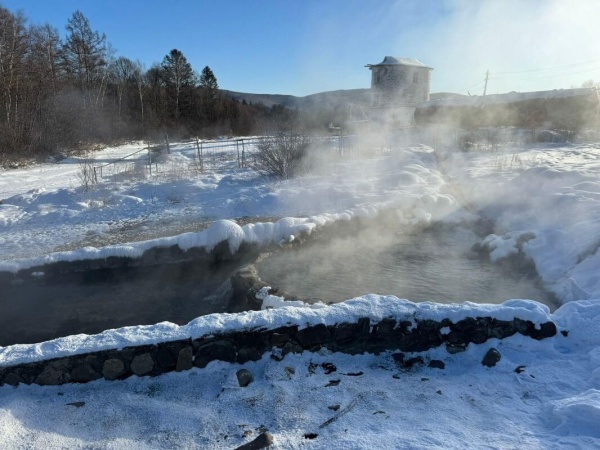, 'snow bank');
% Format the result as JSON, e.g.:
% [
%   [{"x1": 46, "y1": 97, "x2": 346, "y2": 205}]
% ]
[{"x1": 0, "y1": 294, "x2": 557, "y2": 368}]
